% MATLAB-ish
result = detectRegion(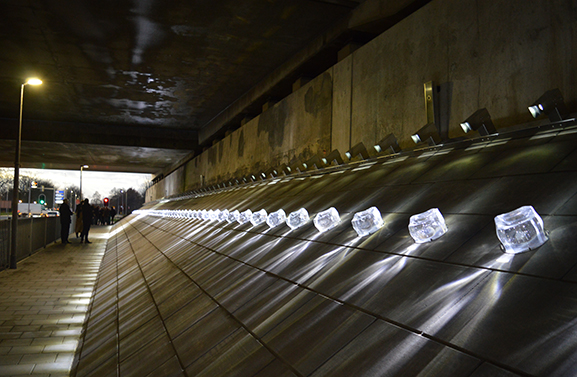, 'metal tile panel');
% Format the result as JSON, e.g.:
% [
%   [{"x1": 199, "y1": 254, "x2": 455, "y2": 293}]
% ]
[
  {"x1": 310, "y1": 319, "x2": 481, "y2": 377},
  {"x1": 261, "y1": 295, "x2": 375, "y2": 376},
  {"x1": 119, "y1": 335, "x2": 176, "y2": 377},
  {"x1": 172, "y1": 307, "x2": 241, "y2": 368},
  {"x1": 164, "y1": 294, "x2": 219, "y2": 339},
  {"x1": 251, "y1": 359, "x2": 298, "y2": 377},
  {"x1": 185, "y1": 329, "x2": 275, "y2": 377},
  {"x1": 426, "y1": 272, "x2": 577, "y2": 377},
  {"x1": 470, "y1": 140, "x2": 577, "y2": 179},
  {"x1": 454, "y1": 173, "x2": 577, "y2": 216},
  {"x1": 233, "y1": 281, "x2": 316, "y2": 337}
]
